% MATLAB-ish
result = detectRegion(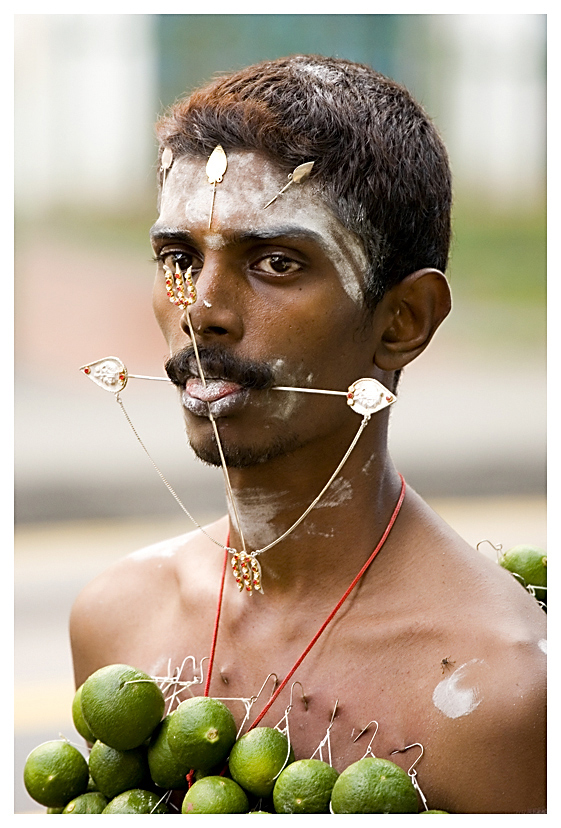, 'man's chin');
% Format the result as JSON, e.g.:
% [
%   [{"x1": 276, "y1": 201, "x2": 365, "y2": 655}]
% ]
[{"x1": 188, "y1": 433, "x2": 302, "y2": 470}]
